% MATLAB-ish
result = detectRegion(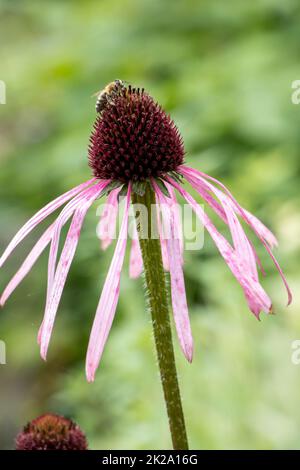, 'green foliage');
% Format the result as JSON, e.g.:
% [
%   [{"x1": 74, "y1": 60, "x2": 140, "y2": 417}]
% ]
[{"x1": 0, "y1": 0, "x2": 300, "y2": 450}]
